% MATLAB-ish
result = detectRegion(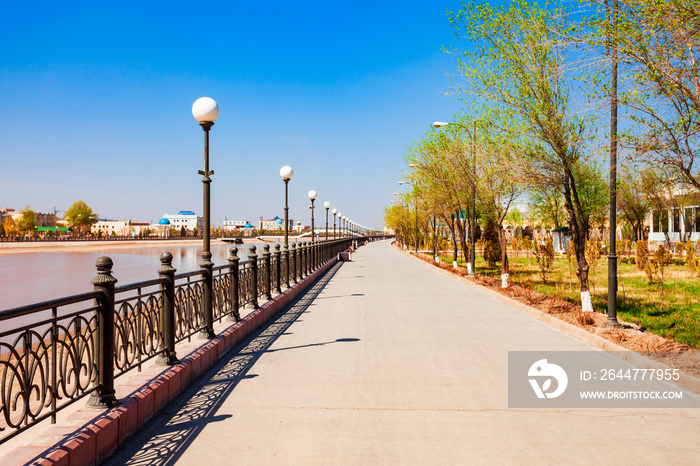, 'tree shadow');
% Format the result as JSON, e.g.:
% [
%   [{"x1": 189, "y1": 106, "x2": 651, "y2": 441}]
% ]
[{"x1": 109, "y1": 261, "x2": 358, "y2": 466}]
